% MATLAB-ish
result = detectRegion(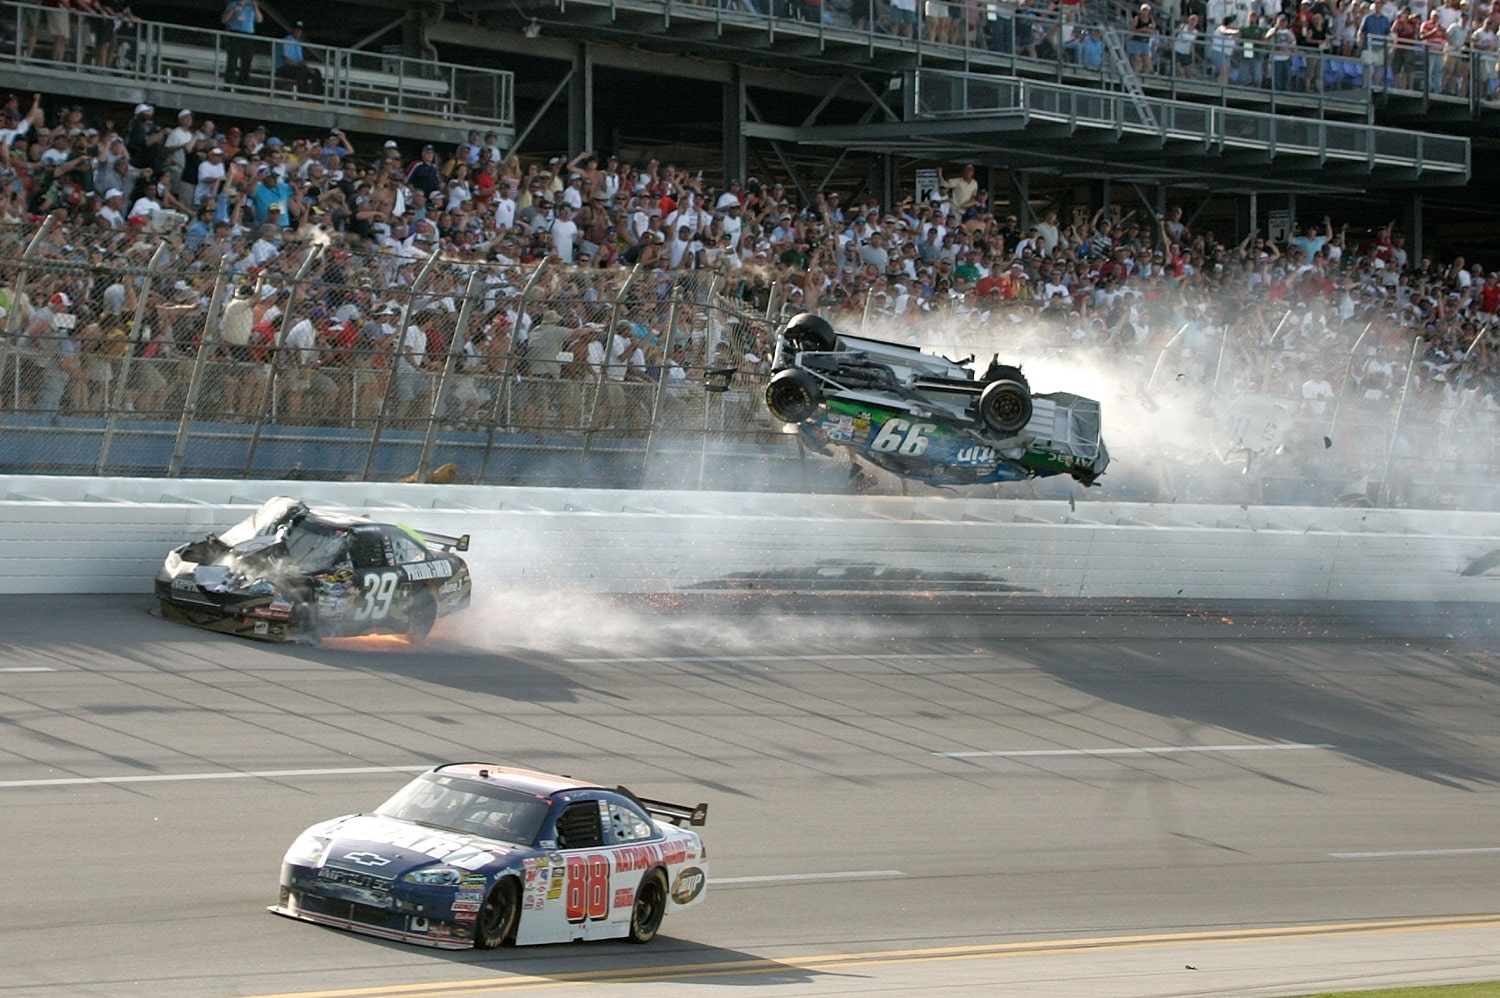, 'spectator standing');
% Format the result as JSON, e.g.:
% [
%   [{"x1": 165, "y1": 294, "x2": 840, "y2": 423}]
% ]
[
  {"x1": 1128, "y1": 3, "x2": 1158, "y2": 73},
  {"x1": 1418, "y1": 7, "x2": 1445, "y2": 91},
  {"x1": 1240, "y1": 10, "x2": 1269, "y2": 87},
  {"x1": 1174, "y1": 14, "x2": 1202, "y2": 77},
  {"x1": 406, "y1": 144, "x2": 442, "y2": 197},
  {"x1": 1362, "y1": 0, "x2": 1392, "y2": 86},
  {"x1": 221, "y1": 0, "x2": 261, "y2": 87},
  {"x1": 1391, "y1": 7, "x2": 1419, "y2": 88},
  {"x1": 1271, "y1": 14, "x2": 1297, "y2": 88},
  {"x1": 1443, "y1": 15, "x2": 1470, "y2": 96},
  {"x1": 1211, "y1": 15, "x2": 1240, "y2": 83}
]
